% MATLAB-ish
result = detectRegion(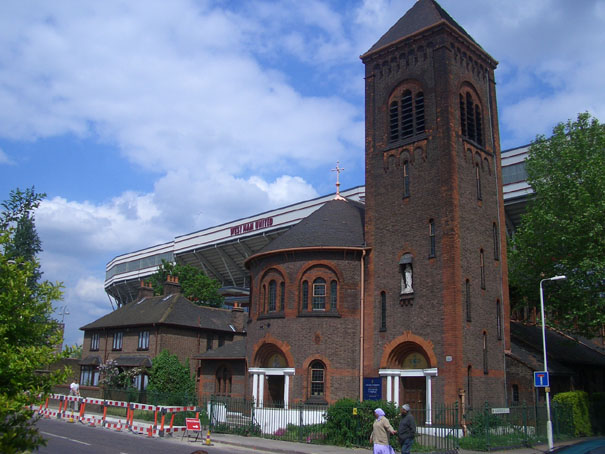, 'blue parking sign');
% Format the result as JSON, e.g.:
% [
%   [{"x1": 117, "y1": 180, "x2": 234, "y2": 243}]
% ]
[{"x1": 534, "y1": 371, "x2": 549, "y2": 387}]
